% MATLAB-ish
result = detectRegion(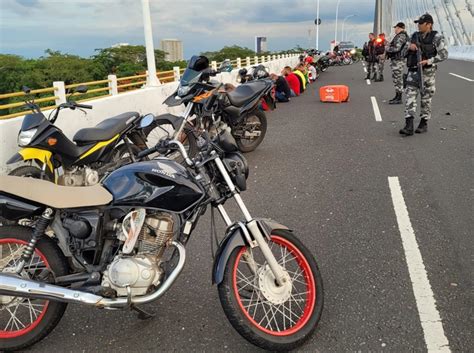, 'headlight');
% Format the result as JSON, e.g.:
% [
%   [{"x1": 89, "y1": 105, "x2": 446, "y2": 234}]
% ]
[
  {"x1": 177, "y1": 85, "x2": 191, "y2": 97},
  {"x1": 18, "y1": 128, "x2": 37, "y2": 147},
  {"x1": 350, "y1": 49, "x2": 356, "y2": 55}
]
